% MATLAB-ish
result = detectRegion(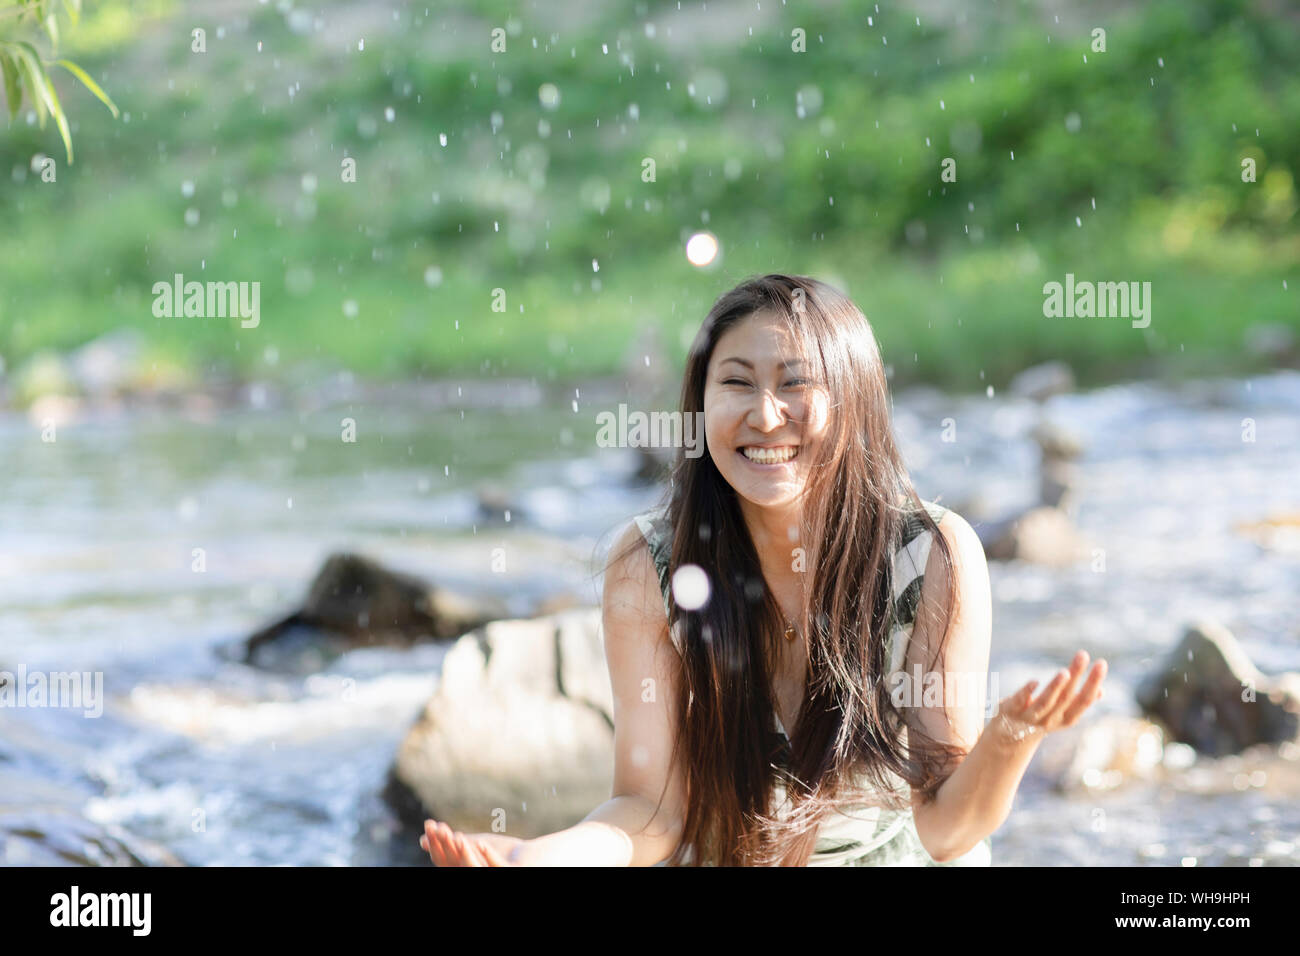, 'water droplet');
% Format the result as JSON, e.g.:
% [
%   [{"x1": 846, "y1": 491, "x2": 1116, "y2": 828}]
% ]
[
  {"x1": 685, "y1": 231, "x2": 719, "y2": 266},
  {"x1": 672, "y1": 564, "x2": 711, "y2": 610}
]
